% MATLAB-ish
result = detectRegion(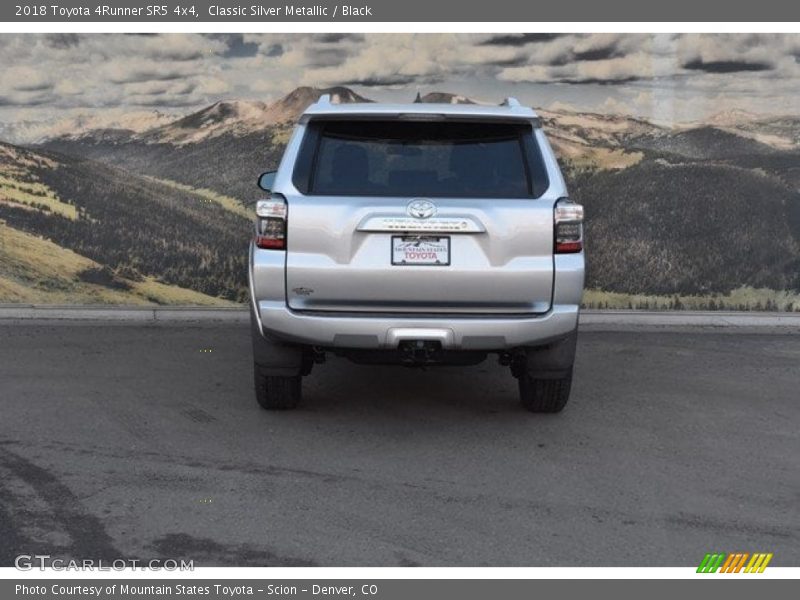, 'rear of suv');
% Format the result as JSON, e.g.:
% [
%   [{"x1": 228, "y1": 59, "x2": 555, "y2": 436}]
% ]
[{"x1": 249, "y1": 95, "x2": 584, "y2": 412}]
